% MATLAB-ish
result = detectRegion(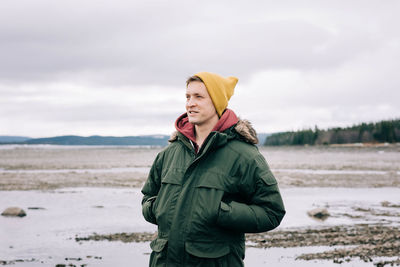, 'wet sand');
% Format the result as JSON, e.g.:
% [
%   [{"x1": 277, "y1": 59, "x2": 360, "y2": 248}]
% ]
[
  {"x1": 1, "y1": 144, "x2": 399, "y2": 190},
  {"x1": 1, "y1": 144, "x2": 400, "y2": 266},
  {"x1": 73, "y1": 224, "x2": 400, "y2": 266}
]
